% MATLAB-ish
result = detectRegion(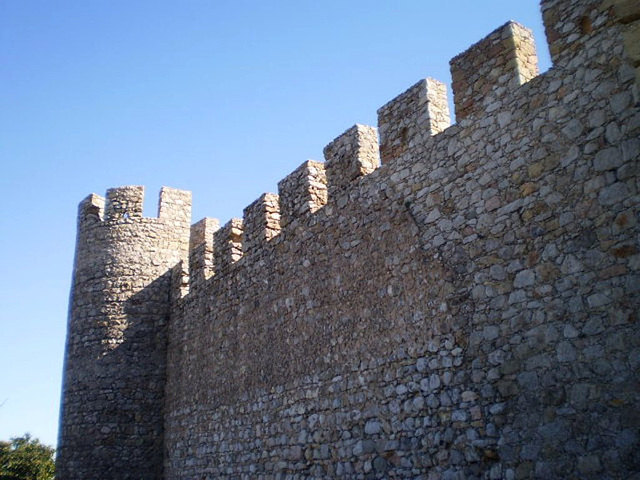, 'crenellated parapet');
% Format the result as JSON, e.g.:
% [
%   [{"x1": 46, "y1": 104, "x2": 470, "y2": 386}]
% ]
[
  {"x1": 78, "y1": 0, "x2": 637, "y2": 304},
  {"x1": 170, "y1": 0, "x2": 636, "y2": 293},
  {"x1": 78, "y1": 185, "x2": 192, "y2": 231}
]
